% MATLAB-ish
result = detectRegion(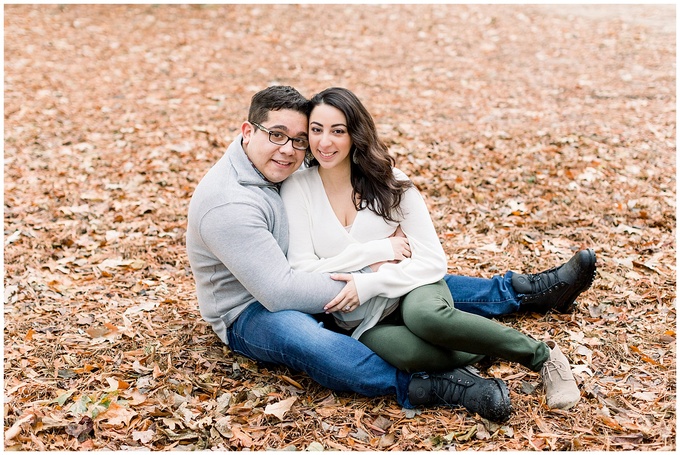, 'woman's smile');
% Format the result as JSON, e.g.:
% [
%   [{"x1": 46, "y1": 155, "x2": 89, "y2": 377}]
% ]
[{"x1": 317, "y1": 149, "x2": 338, "y2": 160}]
